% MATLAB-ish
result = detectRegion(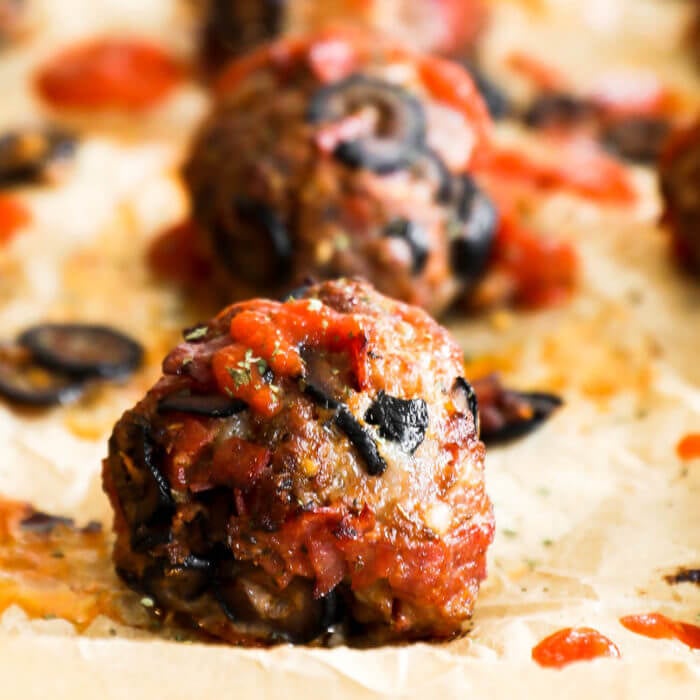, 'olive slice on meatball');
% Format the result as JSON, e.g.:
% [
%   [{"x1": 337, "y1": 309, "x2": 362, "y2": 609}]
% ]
[
  {"x1": 463, "y1": 62, "x2": 510, "y2": 121},
  {"x1": 158, "y1": 391, "x2": 247, "y2": 417},
  {"x1": 0, "y1": 126, "x2": 76, "y2": 187},
  {"x1": 18, "y1": 323, "x2": 143, "y2": 379},
  {"x1": 308, "y1": 75, "x2": 427, "y2": 174},
  {"x1": 0, "y1": 344, "x2": 85, "y2": 406},
  {"x1": 383, "y1": 218, "x2": 430, "y2": 275},
  {"x1": 409, "y1": 148, "x2": 453, "y2": 203},
  {"x1": 600, "y1": 116, "x2": 670, "y2": 164},
  {"x1": 449, "y1": 176, "x2": 498, "y2": 283}
]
